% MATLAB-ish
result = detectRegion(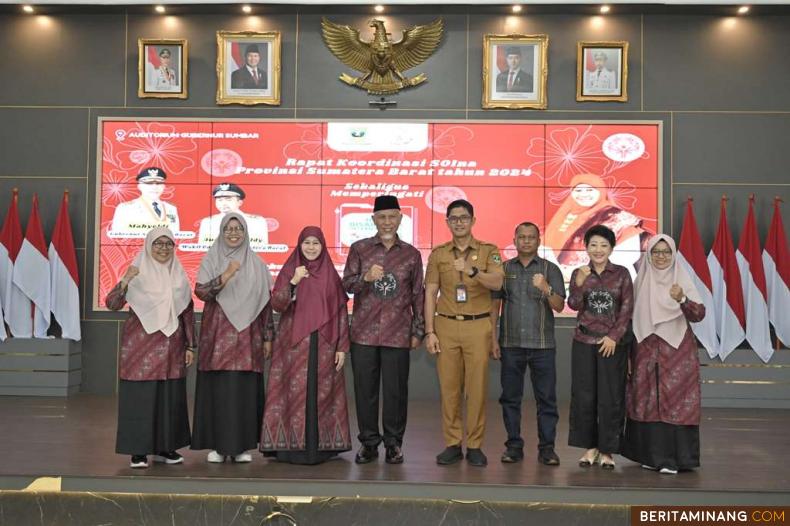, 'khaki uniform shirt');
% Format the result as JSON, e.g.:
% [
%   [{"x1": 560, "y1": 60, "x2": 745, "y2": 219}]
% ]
[{"x1": 425, "y1": 237, "x2": 504, "y2": 316}]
